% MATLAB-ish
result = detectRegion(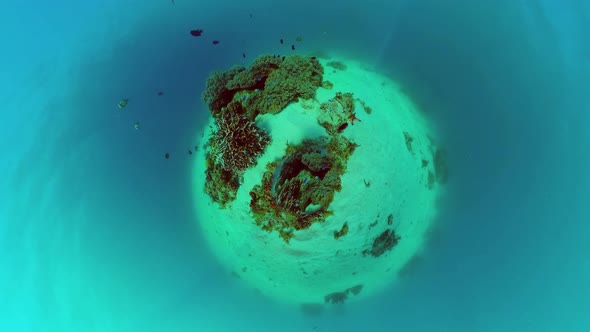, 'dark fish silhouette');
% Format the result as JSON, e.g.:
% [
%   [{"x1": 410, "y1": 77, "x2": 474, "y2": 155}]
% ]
[
  {"x1": 212, "y1": 40, "x2": 220, "y2": 45},
  {"x1": 291, "y1": 44, "x2": 295, "y2": 50},
  {"x1": 280, "y1": 38, "x2": 284, "y2": 44},
  {"x1": 249, "y1": 13, "x2": 253, "y2": 18},
  {"x1": 165, "y1": 153, "x2": 170, "y2": 159},
  {"x1": 188, "y1": 150, "x2": 193, "y2": 155},
  {"x1": 190, "y1": 29, "x2": 203, "y2": 37},
  {"x1": 157, "y1": 91, "x2": 163, "y2": 96},
  {"x1": 194, "y1": 145, "x2": 198, "y2": 151},
  {"x1": 242, "y1": 52, "x2": 246, "y2": 58}
]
